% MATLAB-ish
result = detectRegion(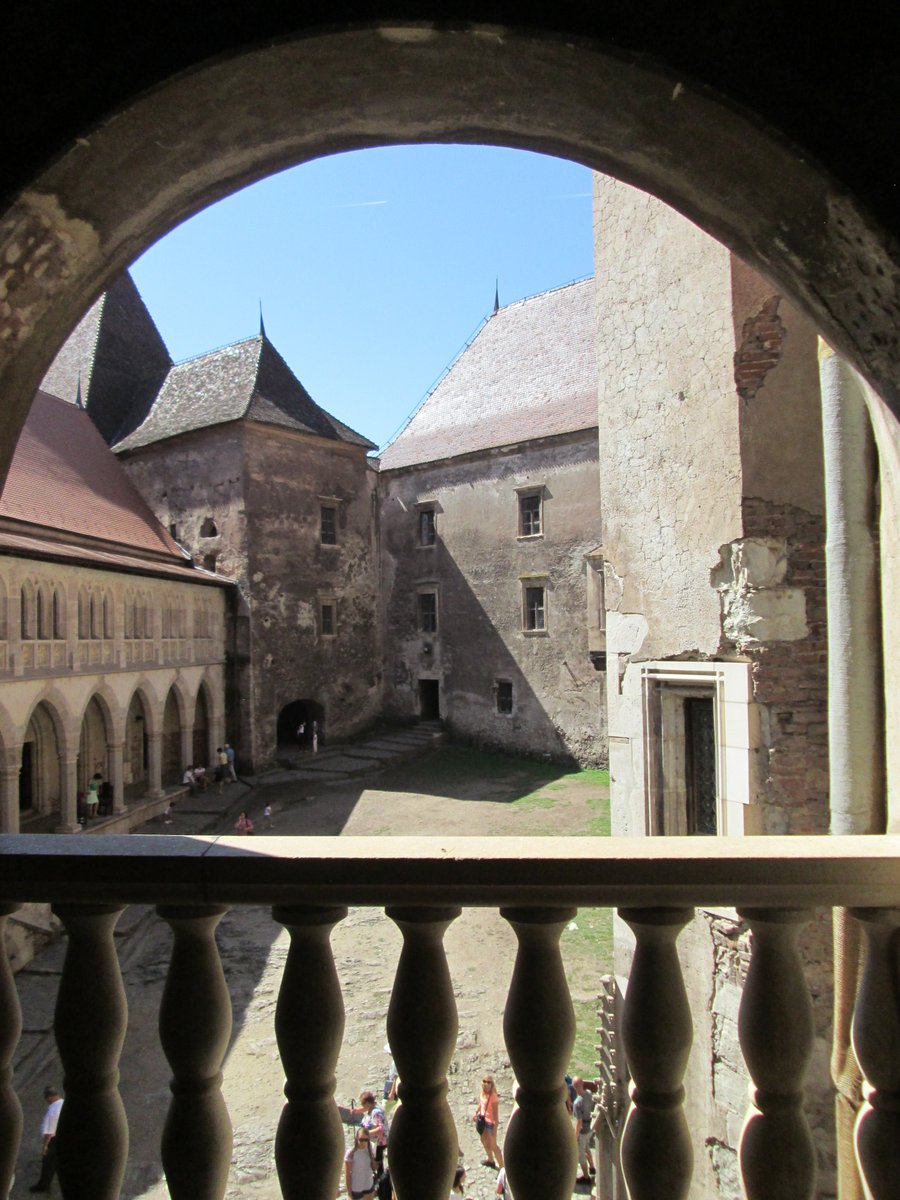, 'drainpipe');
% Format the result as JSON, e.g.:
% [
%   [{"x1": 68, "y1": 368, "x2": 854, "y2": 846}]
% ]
[{"x1": 820, "y1": 340, "x2": 884, "y2": 1200}]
